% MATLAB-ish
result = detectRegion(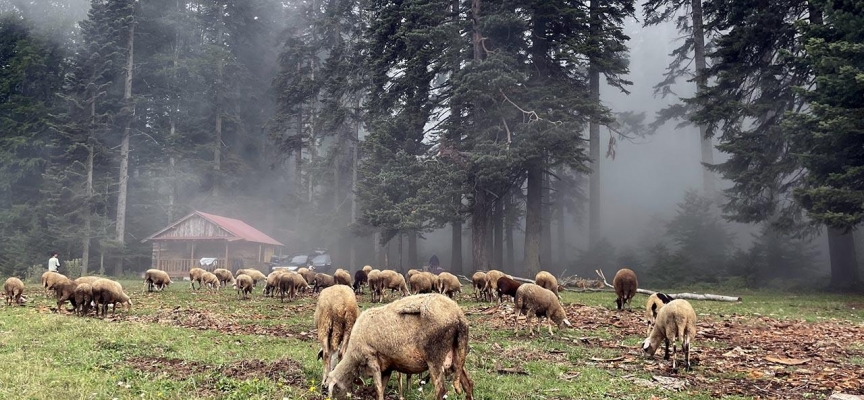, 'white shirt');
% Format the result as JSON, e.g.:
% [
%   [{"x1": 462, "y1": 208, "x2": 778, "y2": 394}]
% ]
[{"x1": 48, "y1": 256, "x2": 59, "y2": 272}]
